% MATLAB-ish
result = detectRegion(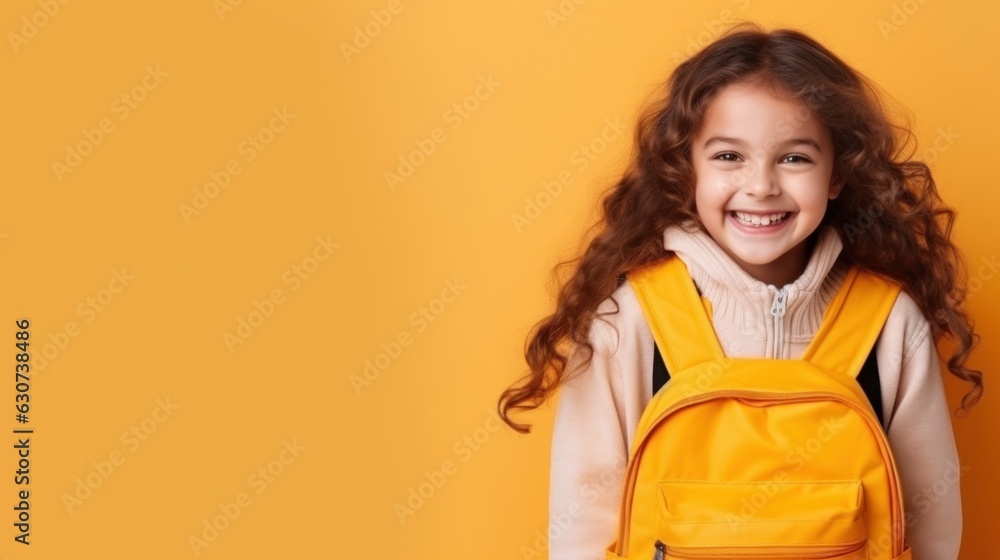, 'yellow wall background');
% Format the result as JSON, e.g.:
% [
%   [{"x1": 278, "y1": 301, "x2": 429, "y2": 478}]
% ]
[{"x1": 0, "y1": 0, "x2": 995, "y2": 558}]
